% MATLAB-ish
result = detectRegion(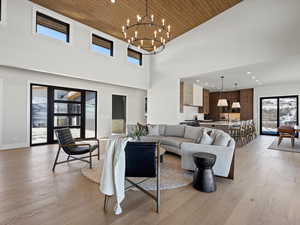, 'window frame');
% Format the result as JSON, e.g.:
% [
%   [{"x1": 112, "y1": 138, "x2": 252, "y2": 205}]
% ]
[
  {"x1": 35, "y1": 11, "x2": 71, "y2": 43},
  {"x1": 0, "y1": 0, "x2": 7, "y2": 25},
  {"x1": 259, "y1": 95, "x2": 299, "y2": 136},
  {"x1": 30, "y1": 83, "x2": 98, "y2": 146},
  {"x1": 91, "y1": 33, "x2": 114, "y2": 57},
  {"x1": 127, "y1": 48, "x2": 143, "y2": 66}
]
